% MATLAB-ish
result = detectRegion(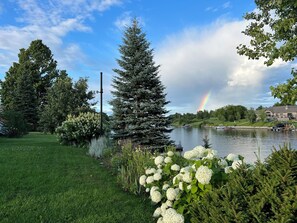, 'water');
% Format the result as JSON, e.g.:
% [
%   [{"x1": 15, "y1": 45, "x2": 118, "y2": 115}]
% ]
[{"x1": 170, "y1": 127, "x2": 297, "y2": 163}]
